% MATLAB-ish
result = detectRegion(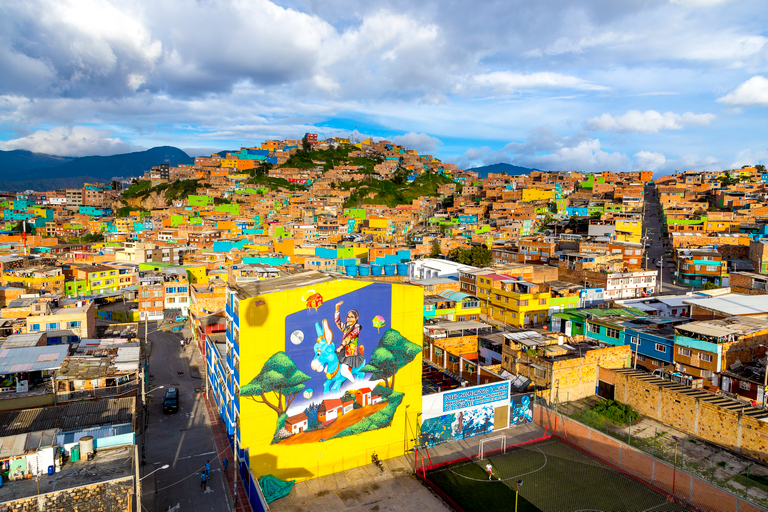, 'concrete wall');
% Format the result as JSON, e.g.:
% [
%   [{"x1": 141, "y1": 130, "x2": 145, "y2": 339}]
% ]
[
  {"x1": 612, "y1": 369, "x2": 768, "y2": 463},
  {"x1": 533, "y1": 405, "x2": 764, "y2": 512},
  {"x1": 0, "y1": 476, "x2": 133, "y2": 512}
]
